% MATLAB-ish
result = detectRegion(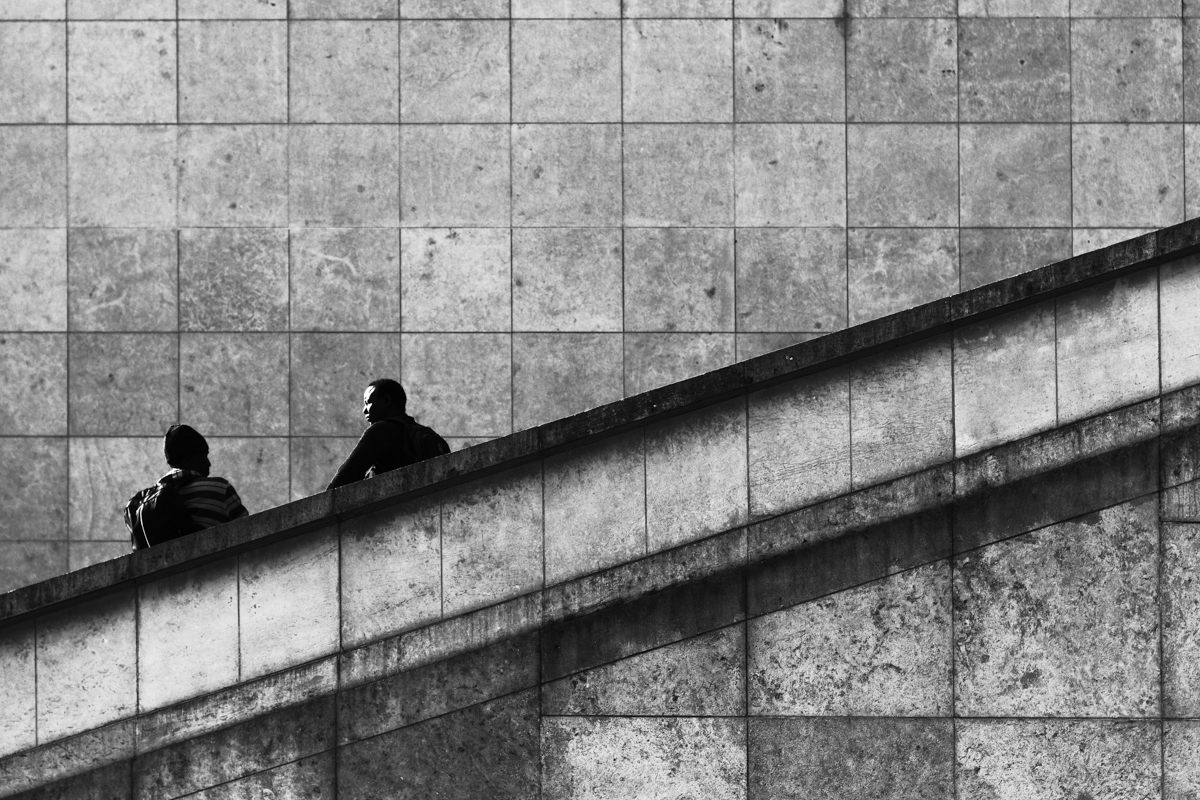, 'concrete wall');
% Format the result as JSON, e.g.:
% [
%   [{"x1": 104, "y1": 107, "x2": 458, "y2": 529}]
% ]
[{"x1": 4, "y1": 0, "x2": 1200, "y2": 590}]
